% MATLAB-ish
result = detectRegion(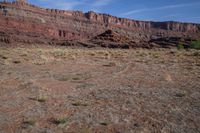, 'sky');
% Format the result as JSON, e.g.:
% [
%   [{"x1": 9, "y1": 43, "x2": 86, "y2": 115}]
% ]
[{"x1": 25, "y1": 0, "x2": 200, "y2": 23}]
